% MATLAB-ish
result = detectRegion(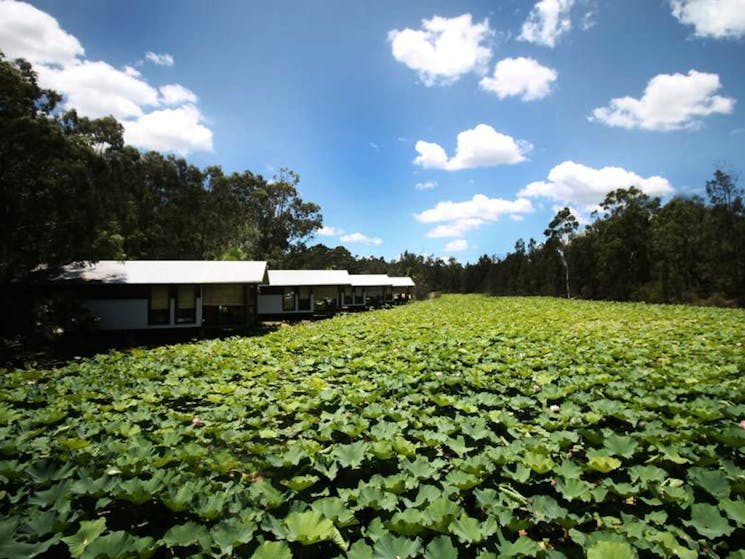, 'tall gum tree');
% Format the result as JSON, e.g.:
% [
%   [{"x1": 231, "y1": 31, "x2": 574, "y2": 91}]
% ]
[{"x1": 544, "y1": 207, "x2": 579, "y2": 299}]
